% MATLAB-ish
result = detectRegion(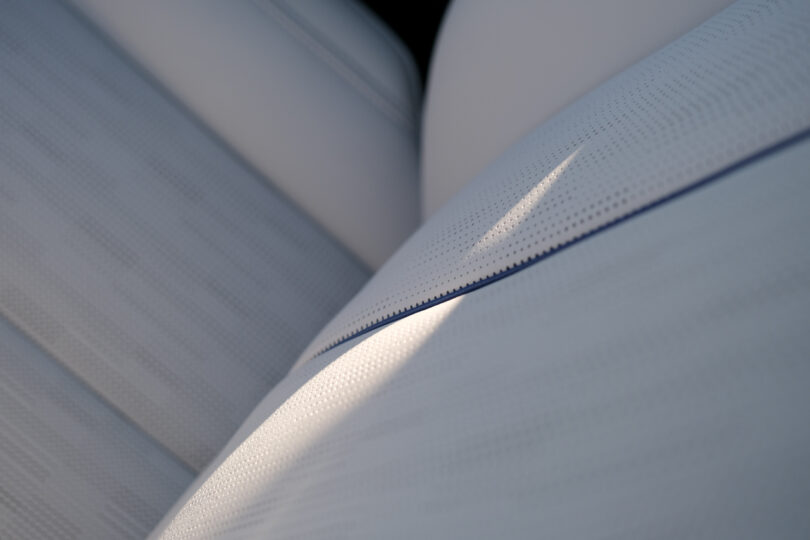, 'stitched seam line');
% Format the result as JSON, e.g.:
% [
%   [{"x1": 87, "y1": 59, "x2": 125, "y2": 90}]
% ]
[
  {"x1": 252, "y1": 0, "x2": 415, "y2": 131},
  {"x1": 311, "y1": 125, "x2": 810, "y2": 360},
  {"x1": 344, "y1": 0, "x2": 421, "y2": 109}
]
